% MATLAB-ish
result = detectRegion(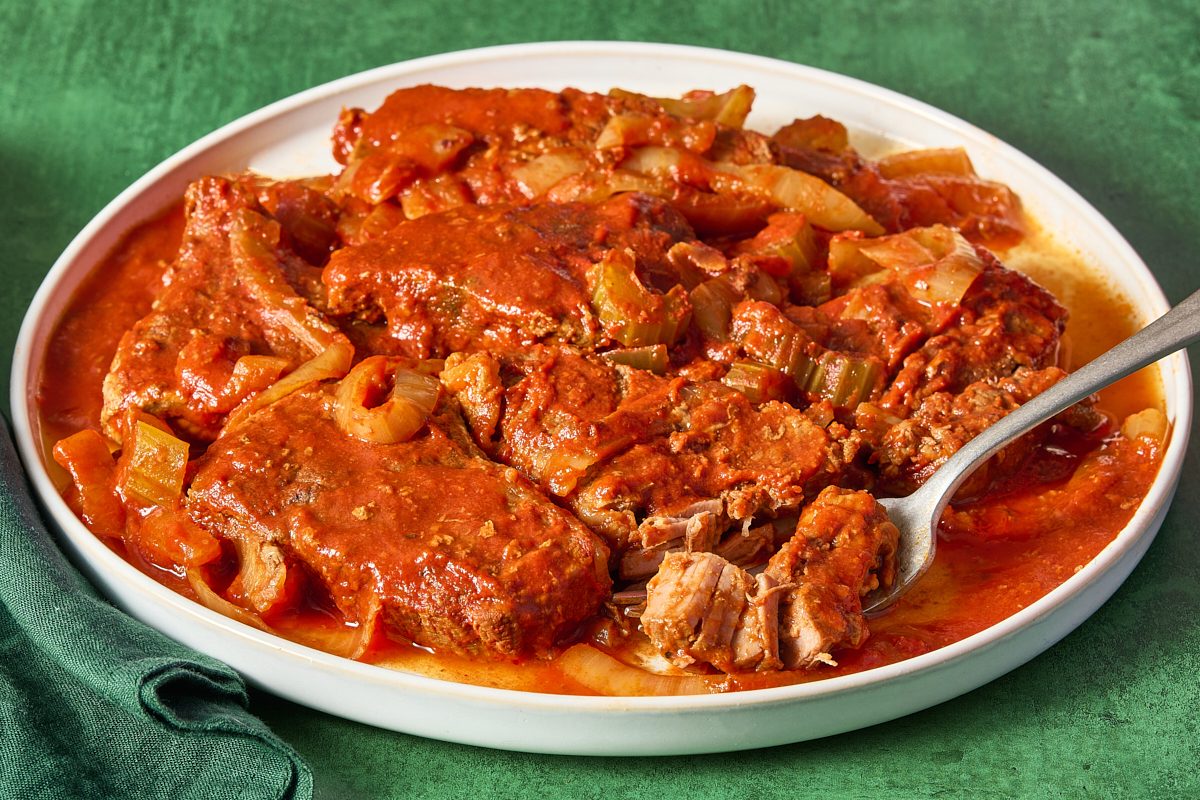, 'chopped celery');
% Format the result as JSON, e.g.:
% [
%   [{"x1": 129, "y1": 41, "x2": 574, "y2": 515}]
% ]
[
  {"x1": 590, "y1": 249, "x2": 691, "y2": 347},
  {"x1": 122, "y1": 420, "x2": 189, "y2": 507},
  {"x1": 804, "y1": 352, "x2": 881, "y2": 408},
  {"x1": 729, "y1": 304, "x2": 818, "y2": 386},
  {"x1": 602, "y1": 344, "x2": 670, "y2": 374},
  {"x1": 745, "y1": 269, "x2": 784, "y2": 306},
  {"x1": 792, "y1": 271, "x2": 832, "y2": 305},
  {"x1": 722, "y1": 361, "x2": 792, "y2": 404},
  {"x1": 750, "y1": 212, "x2": 821, "y2": 276}
]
